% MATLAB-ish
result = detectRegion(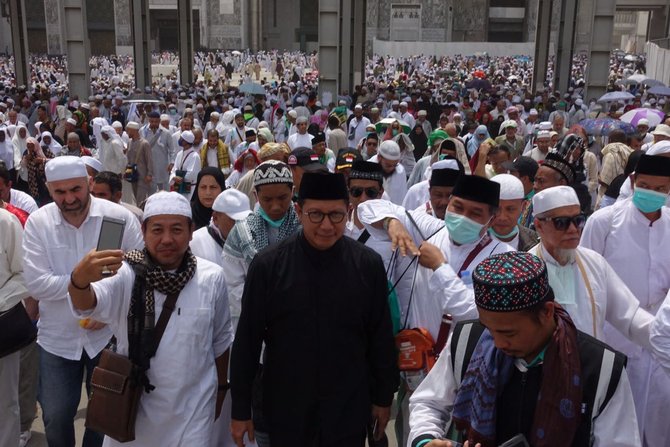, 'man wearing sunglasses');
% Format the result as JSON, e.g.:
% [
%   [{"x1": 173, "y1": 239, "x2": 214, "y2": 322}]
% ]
[
  {"x1": 528, "y1": 185, "x2": 655, "y2": 363},
  {"x1": 231, "y1": 172, "x2": 398, "y2": 447},
  {"x1": 582, "y1": 151, "x2": 670, "y2": 446}
]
